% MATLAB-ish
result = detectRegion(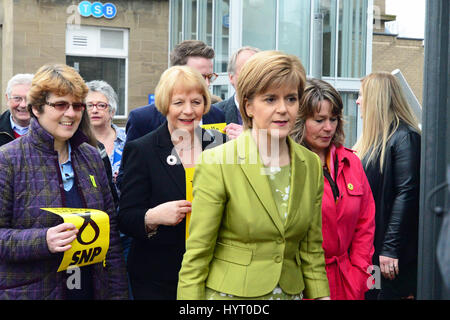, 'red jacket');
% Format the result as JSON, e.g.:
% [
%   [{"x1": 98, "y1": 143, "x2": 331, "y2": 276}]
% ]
[{"x1": 321, "y1": 145, "x2": 375, "y2": 300}]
